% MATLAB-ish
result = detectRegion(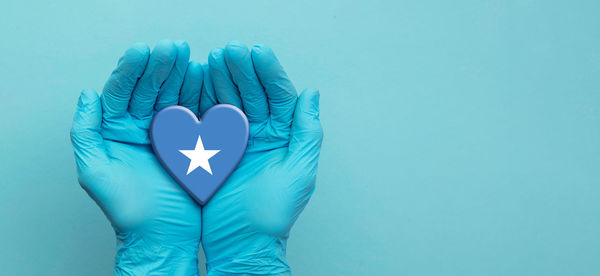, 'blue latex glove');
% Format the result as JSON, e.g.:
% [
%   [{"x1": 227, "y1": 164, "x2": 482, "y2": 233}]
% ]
[
  {"x1": 201, "y1": 42, "x2": 323, "y2": 275},
  {"x1": 70, "y1": 40, "x2": 206, "y2": 275}
]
